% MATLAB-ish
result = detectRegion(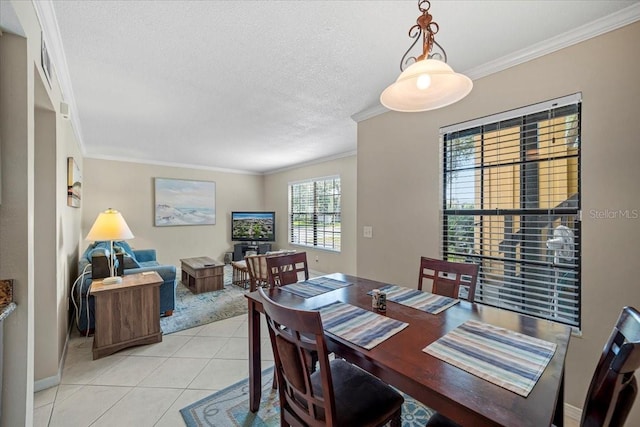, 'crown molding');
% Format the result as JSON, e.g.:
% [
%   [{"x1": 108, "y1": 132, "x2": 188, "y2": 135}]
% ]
[
  {"x1": 351, "y1": 104, "x2": 389, "y2": 123},
  {"x1": 85, "y1": 154, "x2": 262, "y2": 175},
  {"x1": 351, "y1": 2, "x2": 640, "y2": 123},
  {"x1": 464, "y1": 2, "x2": 640, "y2": 80},
  {"x1": 32, "y1": 0, "x2": 85, "y2": 154},
  {"x1": 265, "y1": 150, "x2": 357, "y2": 175}
]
